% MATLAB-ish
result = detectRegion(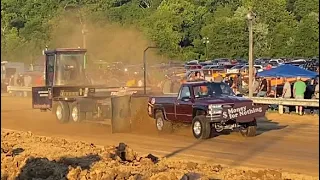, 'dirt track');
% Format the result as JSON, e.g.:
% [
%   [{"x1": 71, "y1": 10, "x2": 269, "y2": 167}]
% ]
[{"x1": 1, "y1": 96, "x2": 319, "y2": 178}]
